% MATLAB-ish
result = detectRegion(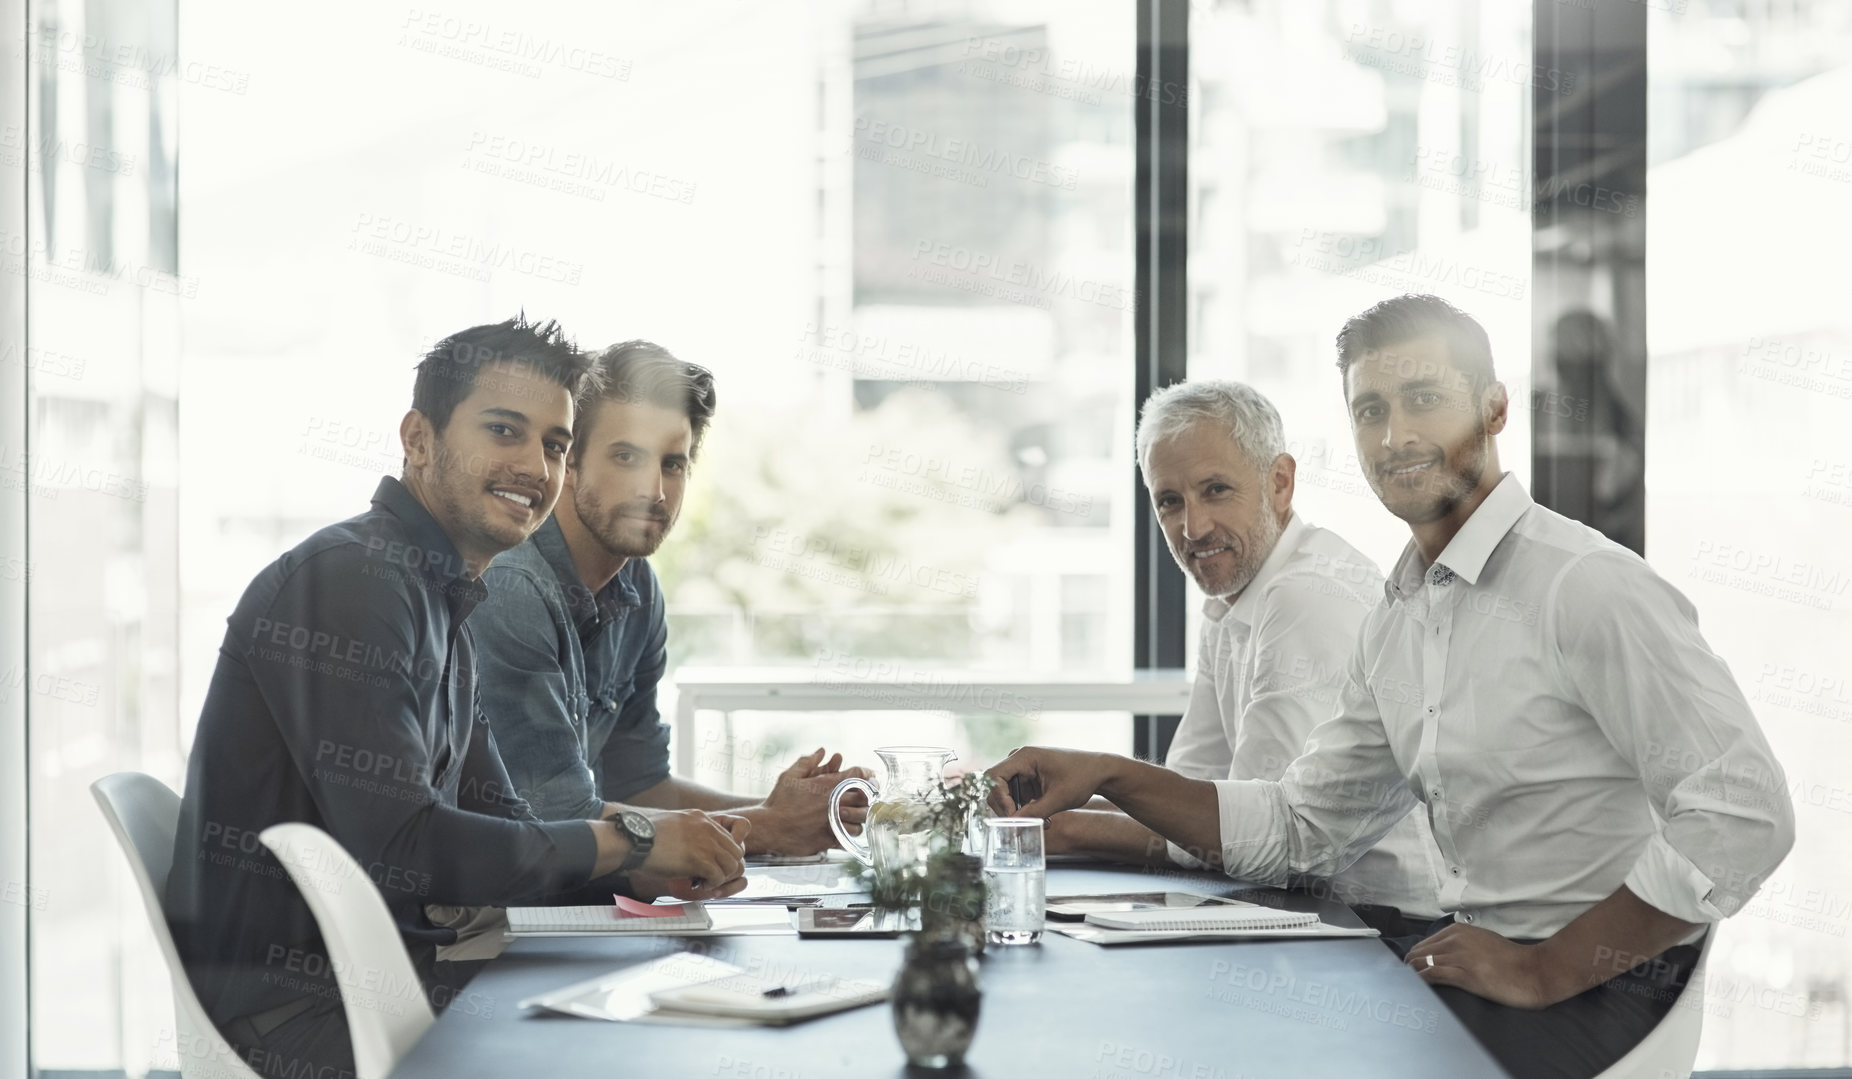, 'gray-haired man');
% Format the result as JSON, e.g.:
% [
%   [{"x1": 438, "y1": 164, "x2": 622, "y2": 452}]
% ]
[{"x1": 1045, "y1": 379, "x2": 1442, "y2": 919}]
